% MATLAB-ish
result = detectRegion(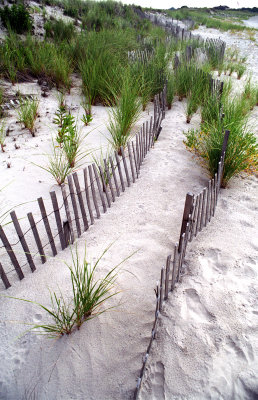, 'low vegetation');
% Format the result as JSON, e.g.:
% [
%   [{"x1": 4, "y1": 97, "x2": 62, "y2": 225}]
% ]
[
  {"x1": 17, "y1": 97, "x2": 39, "y2": 136},
  {"x1": 9, "y1": 245, "x2": 128, "y2": 338}
]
